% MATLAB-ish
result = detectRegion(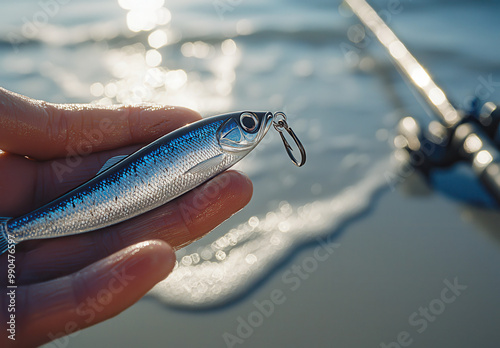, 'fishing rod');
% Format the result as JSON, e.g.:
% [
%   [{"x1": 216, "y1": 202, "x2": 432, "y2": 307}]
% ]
[{"x1": 345, "y1": 0, "x2": 500, "y2": 205}]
